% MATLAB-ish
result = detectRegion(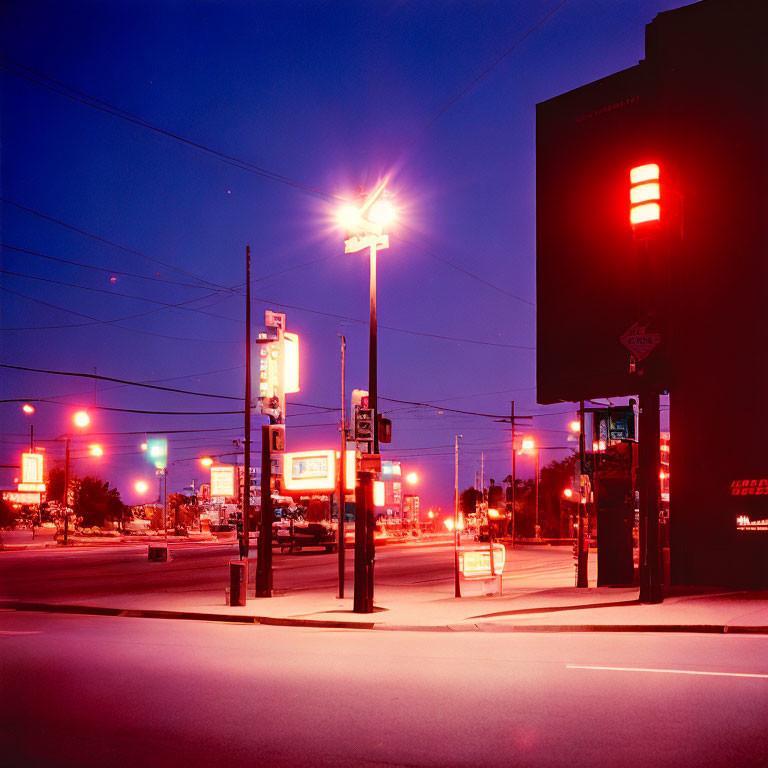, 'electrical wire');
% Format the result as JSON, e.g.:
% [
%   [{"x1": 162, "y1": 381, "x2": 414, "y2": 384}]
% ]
[
  {"x1": 0, "y1": 363, "x2": 241, "y2": 401},
  {"x1": 0, "y1": 57, "x2": 340, "y2": 201}
]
